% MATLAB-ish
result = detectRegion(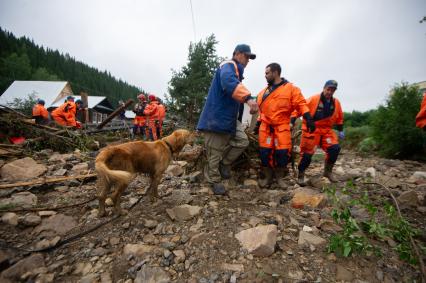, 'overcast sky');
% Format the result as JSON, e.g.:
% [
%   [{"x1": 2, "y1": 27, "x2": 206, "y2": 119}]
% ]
[{"x1": 0, "y1": 0, "x2": 425, "y2": 112}]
